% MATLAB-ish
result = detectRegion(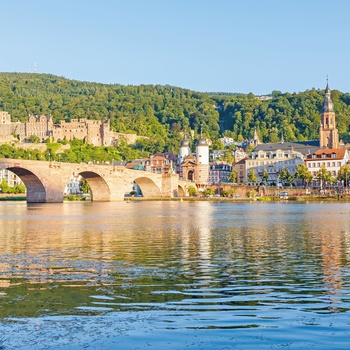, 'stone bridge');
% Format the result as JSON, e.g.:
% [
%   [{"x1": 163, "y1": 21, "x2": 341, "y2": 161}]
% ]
[{"x1": 0, "y1": 158, "x2": 193, "y2": 203}]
